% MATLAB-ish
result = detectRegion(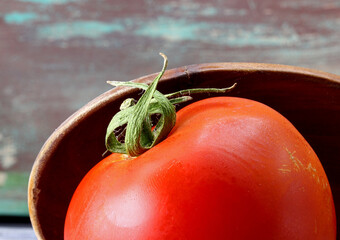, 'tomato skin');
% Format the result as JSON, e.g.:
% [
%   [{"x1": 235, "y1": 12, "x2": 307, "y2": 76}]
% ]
[{"x1": 64, "y1": 97, "x2": 336, "y2": 240}]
